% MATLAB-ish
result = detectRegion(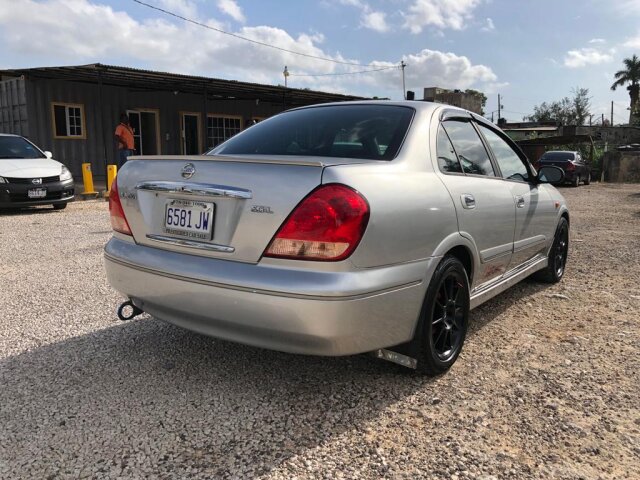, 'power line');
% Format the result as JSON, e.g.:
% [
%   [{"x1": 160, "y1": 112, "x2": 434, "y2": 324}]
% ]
[
  {"x1": 288, "y1": 65, "x2": 399, "y2": 77},
  {"x1": 132, "y1": 0, "x2": 385, "y2": 68}
]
